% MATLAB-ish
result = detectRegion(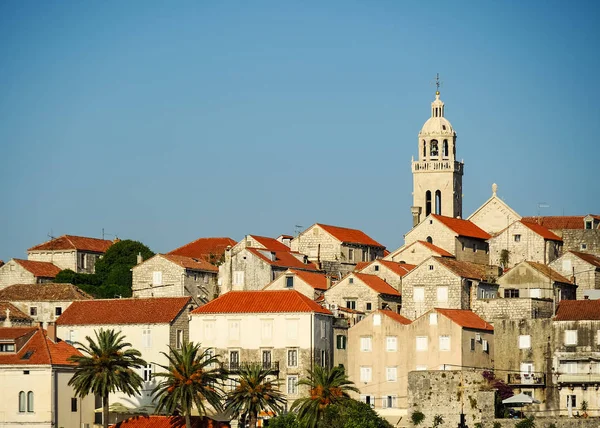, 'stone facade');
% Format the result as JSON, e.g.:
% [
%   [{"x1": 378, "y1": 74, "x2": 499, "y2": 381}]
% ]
[
  {"x1": 560, "y1": 229, "x2": 600, "y2": 256},
  {"x1": 387, "y1": 240, "x2": 451, "y2": 265},
  {"x1": 262, "y1": 269, "x2": 327, "y2": 300},
  {"x1": 10, "y1": 300, "x2": 79, "y2": 325},
  {"x1": 472, "y1": 297, "x2": 554, "y2": 322},
  {"x1": 0, "y1": 260, "x2": 37, "y2": 288},
  {"x1": 356, "y1": 261, "x2": 404, "y2": 292},
  {"x1": 467, "y1": 184, "x2": 521, "y2": 235},
  {"x1": 550, "y1": 252, "x2": 600, "y2": 300},
  {"x1": 28, "y1": 249, "x2": 102, "y2": 274}
]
